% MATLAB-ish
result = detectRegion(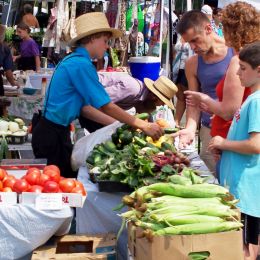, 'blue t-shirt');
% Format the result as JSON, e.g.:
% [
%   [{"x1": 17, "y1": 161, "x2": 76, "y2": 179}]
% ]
[
  {"x1": 44, "y1": 47, "x2": 111, "y2": 126},
  {"x1": 220, "y1": 90, "x2": 260, "y2": 217}
]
